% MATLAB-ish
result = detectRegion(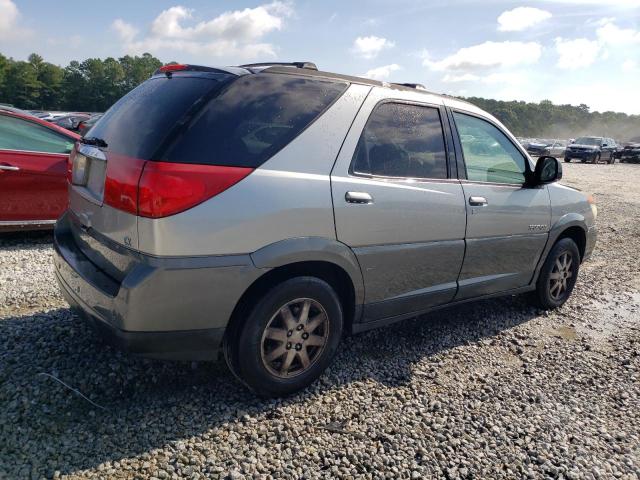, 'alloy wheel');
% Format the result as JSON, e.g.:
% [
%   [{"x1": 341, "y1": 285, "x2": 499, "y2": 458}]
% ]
[
  {"x1": 549, "y1": 252, "x2": 573, "y2": 301},
  {"x1": 260, "y1": 298, "x2": 329, "y2": 378}
]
